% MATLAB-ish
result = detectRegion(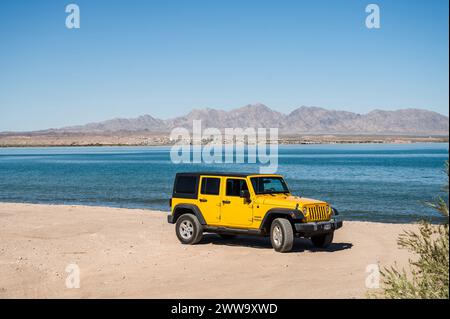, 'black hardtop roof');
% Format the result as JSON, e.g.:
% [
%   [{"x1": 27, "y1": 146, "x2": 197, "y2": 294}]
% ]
[{"x1": 175, "y1": 172, "x2": 281, "y2": 178}]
